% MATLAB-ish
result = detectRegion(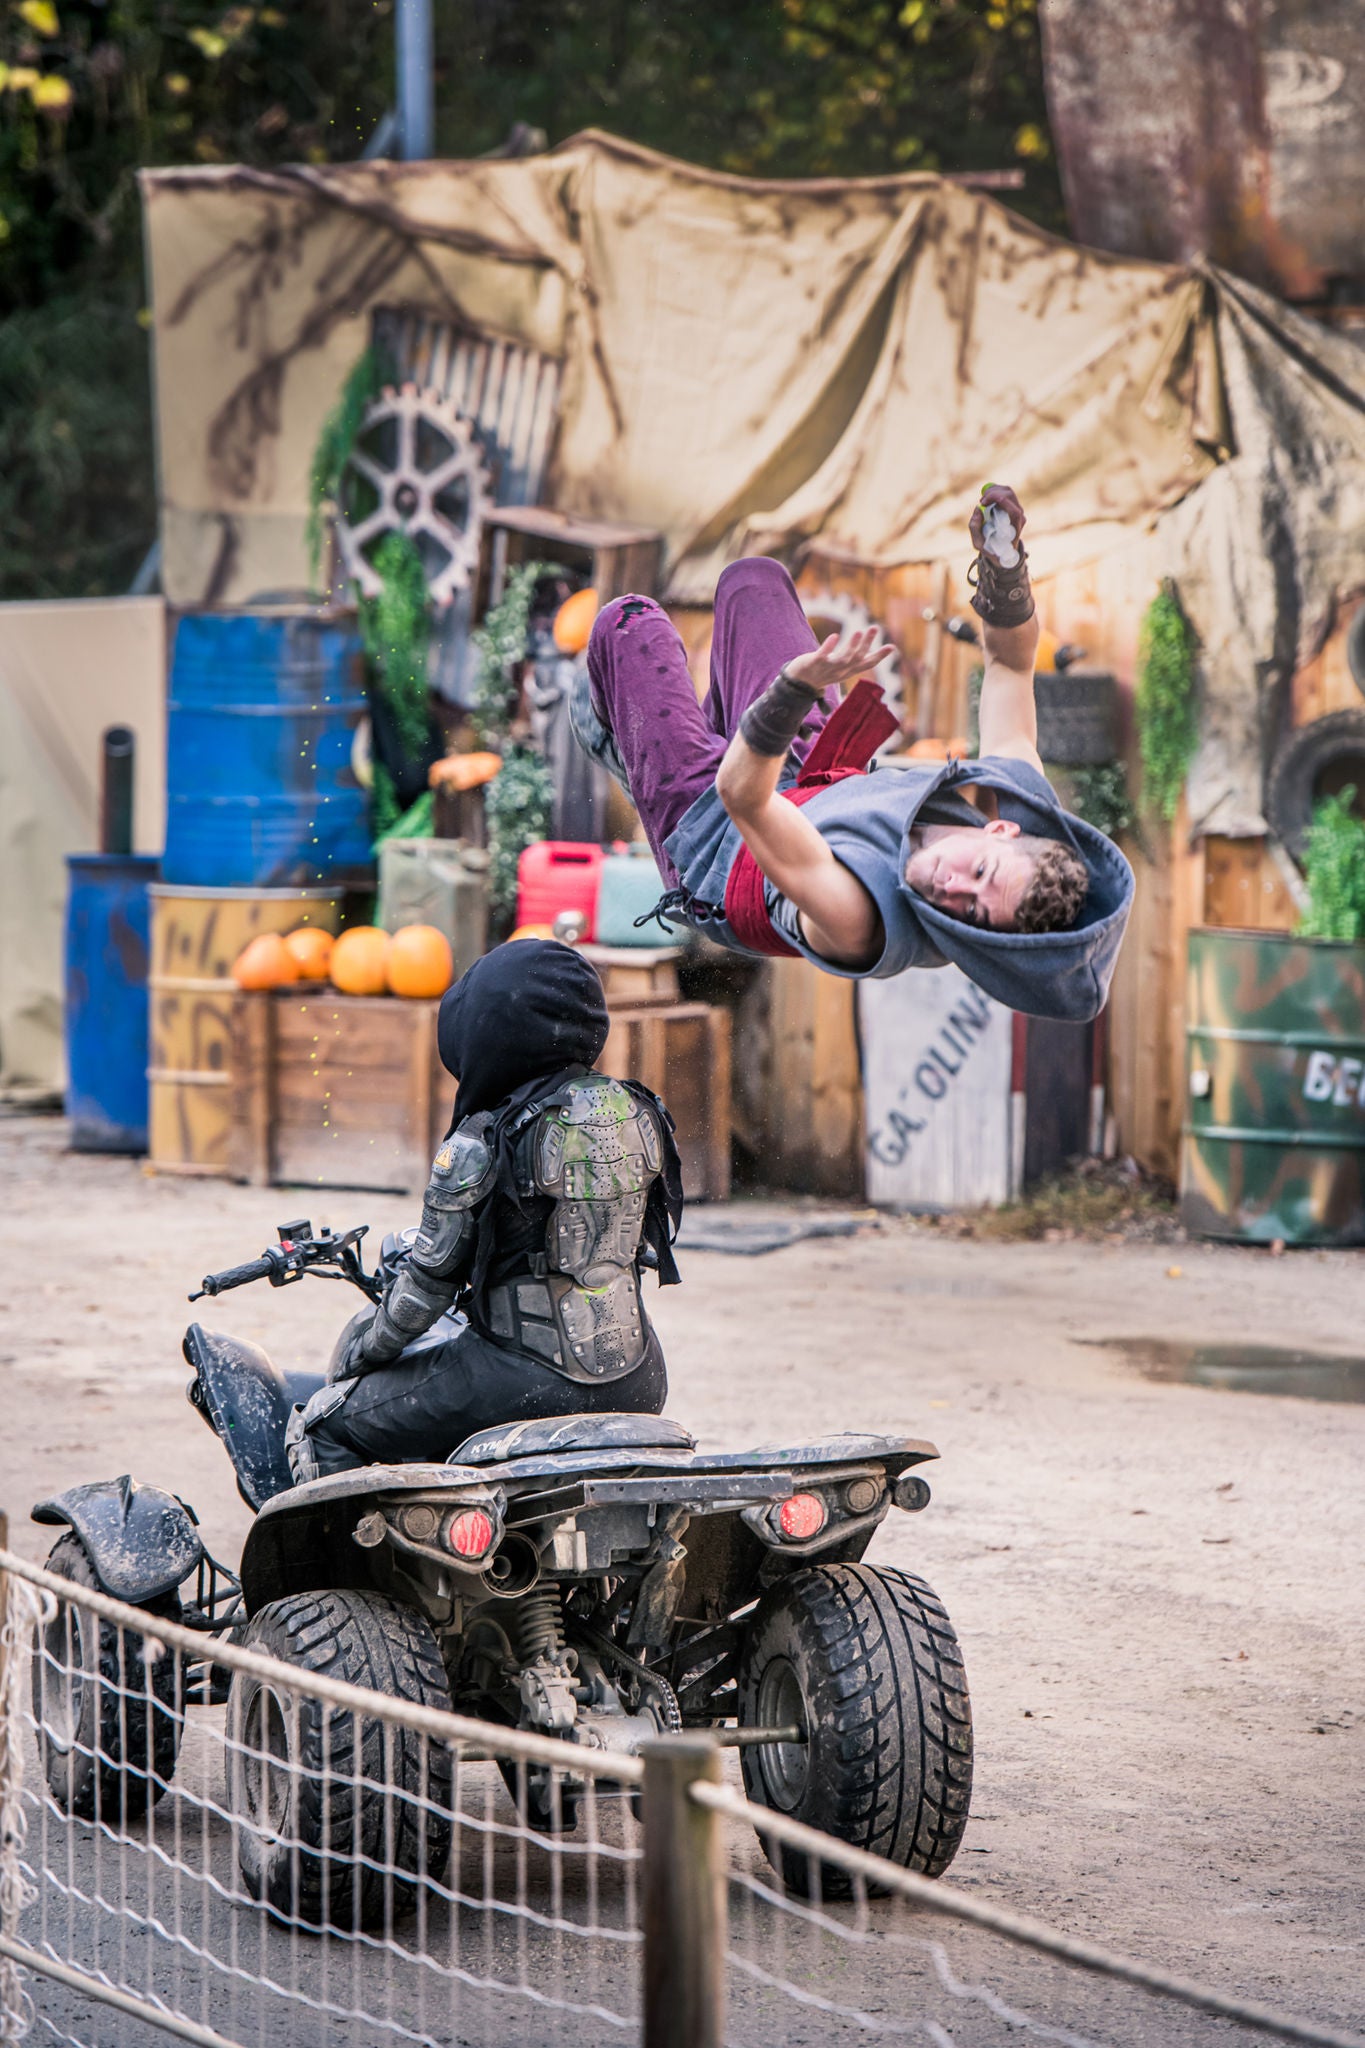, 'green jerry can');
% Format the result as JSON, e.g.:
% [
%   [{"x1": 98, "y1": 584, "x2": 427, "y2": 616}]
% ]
[
  {"x1": 378, "y1": 839, "x2": 490, "y2": 978},
  {"x1": 1181, "y1": 926, "x2": 1365, "y2": 1245}
]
